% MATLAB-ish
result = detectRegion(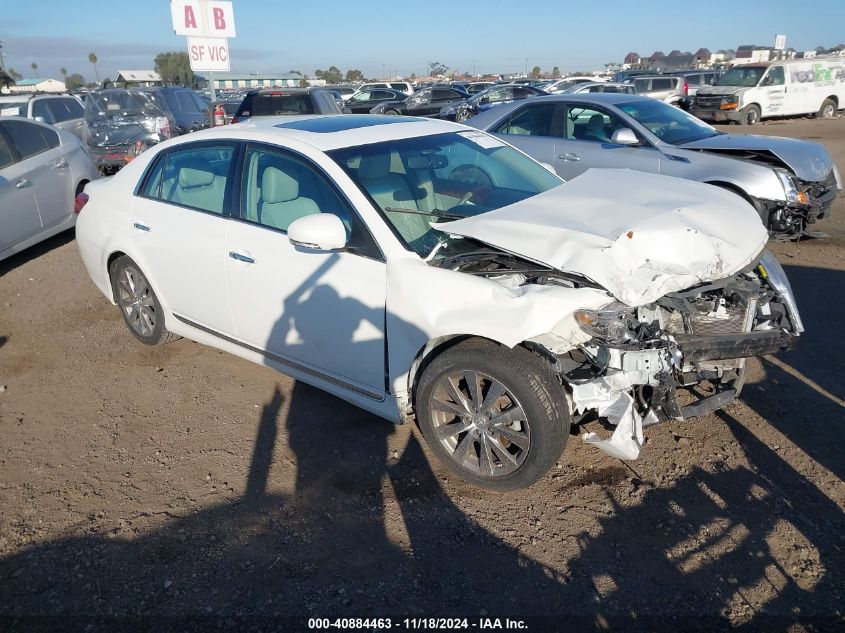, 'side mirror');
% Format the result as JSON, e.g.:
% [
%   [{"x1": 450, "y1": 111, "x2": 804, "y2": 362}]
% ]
[
  {"x1": 611, "y1": 128, "x2": 639, "y2": 145},
  {"x1": 288, "y1": 214, "x2": 348, "y2": 251},
  {"x1": 342, "y1": 107, "x2": 352, "y2": 114},
  {"x1": 33, "y1": 116, "x2": 47, "y2": 123}
]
